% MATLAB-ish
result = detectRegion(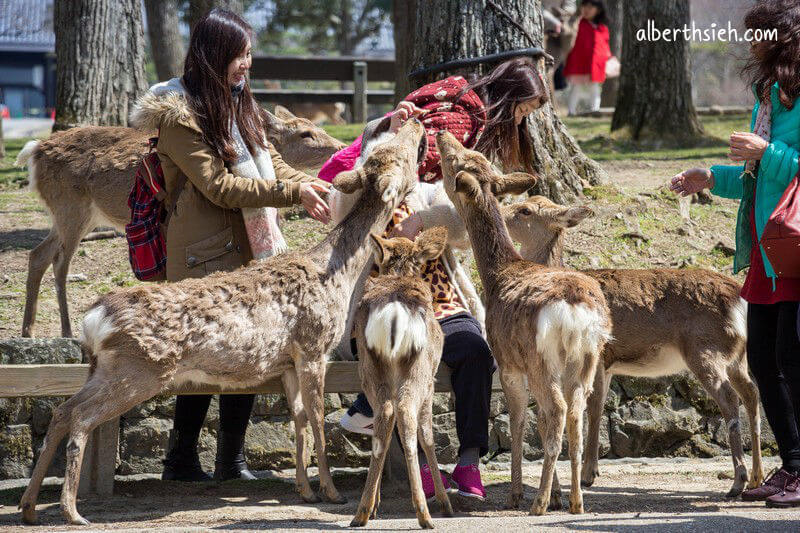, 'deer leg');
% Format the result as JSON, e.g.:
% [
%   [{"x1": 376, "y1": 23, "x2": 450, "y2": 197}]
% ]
[
  {"x1": 351, "y1": 400, "x2": 394, "y2": 527},
  {"x1": 535, "y1": 401, "x2": 562, "y2": 511},
  {"x1": 582, "y1": 364, "x2": 610, "y2": 488},
  {"x1": 566, "y1": 381, "x2": 587, "y2": 514},
  {"x1": 52, "y1": 211, "x2": 94, "y2": 338},
  {"x1": 396, "y1": 400, "x2": 434, "y2": 530},
  {"x1": 727, "y1": 353, "x2": 763, "y2": 487},
  {"x1": 419, "y1": 392, "x2": 453, "y2": 517},
  {"x1": 281, "y1": 370, "x2": 317, "y2": 502},
  {"x1": 499, "y1": 367, "x2": 528, "y2": 510},
  {"x1": 686, "y1": 353, "x2": 748, "y2": 497},
  {"x1": 529, "y1": 376, "x2": 566, "y2": 516},
  {"x1": 296, "y1": 358, "x2": 345, "y2": 504},
  {"x1": 22, "y1": 230, "x2": 60, "y2": 337},
  {"x1": 19, "y1": 379, "x2": 100, "y2": 524}
]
